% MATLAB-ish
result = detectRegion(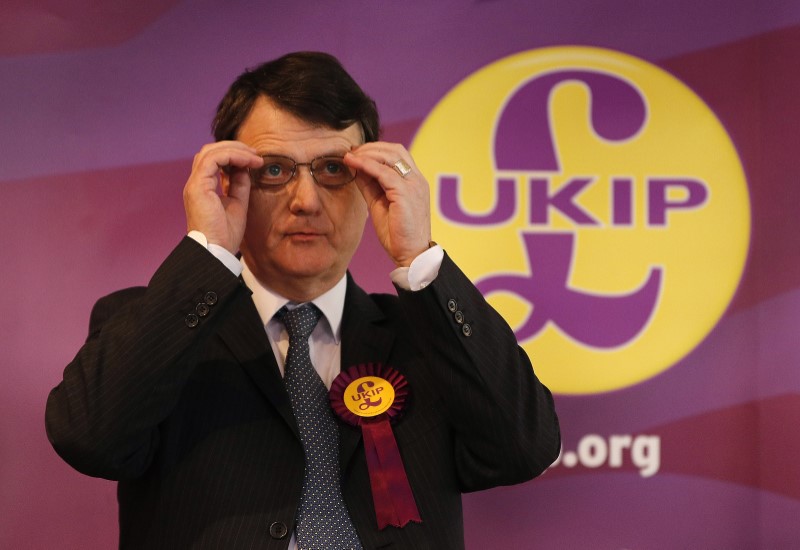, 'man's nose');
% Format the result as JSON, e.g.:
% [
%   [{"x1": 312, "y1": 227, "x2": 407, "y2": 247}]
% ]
[{"x1": 288, "y1": 166, "x2": 322, "y2": 213}]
